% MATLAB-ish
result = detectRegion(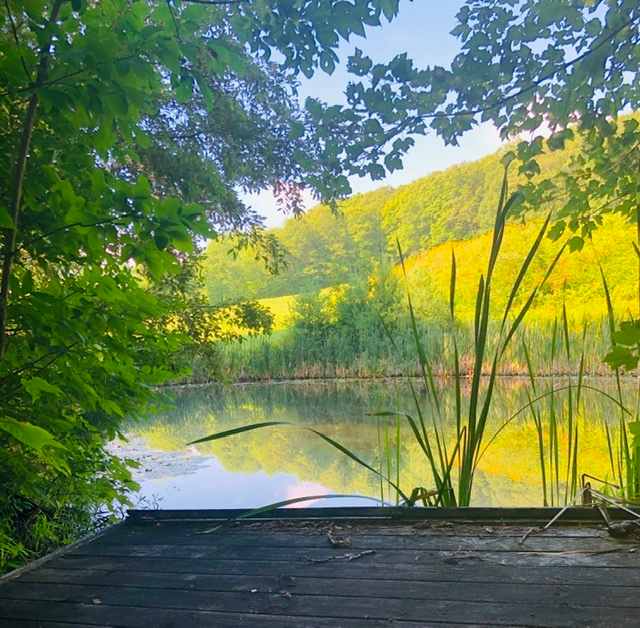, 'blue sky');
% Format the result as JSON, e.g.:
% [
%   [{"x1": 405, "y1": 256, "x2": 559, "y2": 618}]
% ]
[{"x1": 249, "y1": 0, "x2": 504, "y2": 227}]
